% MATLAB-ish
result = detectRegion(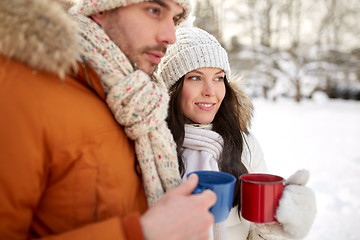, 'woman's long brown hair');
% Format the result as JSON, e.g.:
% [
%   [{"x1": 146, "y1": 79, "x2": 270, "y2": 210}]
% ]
[{"x1": 166, "y1": 76, "x2": 250, "y2": 216}]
